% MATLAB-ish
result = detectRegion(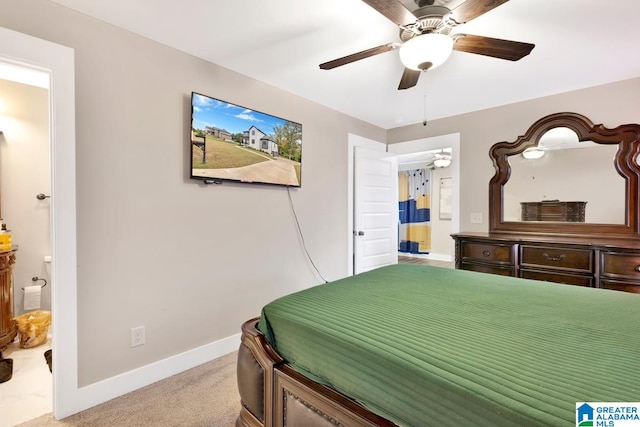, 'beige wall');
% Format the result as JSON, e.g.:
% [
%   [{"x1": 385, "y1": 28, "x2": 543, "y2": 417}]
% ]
[
  {"x1": 388, "y1": 77, "x2": 640, "y2": 232},
  {"x1": 0, "y1": 0, "x2": 385, "y2": 387},
  {"x1": 0, "y1": 79, "x2": 52, "y2": 315}
]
